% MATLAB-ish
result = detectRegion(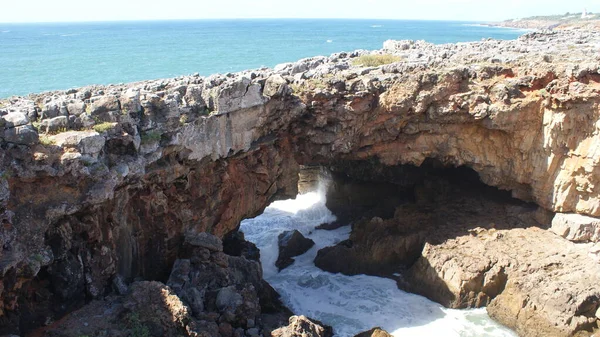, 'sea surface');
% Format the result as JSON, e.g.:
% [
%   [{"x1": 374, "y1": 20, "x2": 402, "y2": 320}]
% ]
[
  {"x1": 0, "y1": 19, "x2": 524, "y2": 98},
  {"x1": 240, "y1": 190, "x2": 517, "y2": 337}
]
